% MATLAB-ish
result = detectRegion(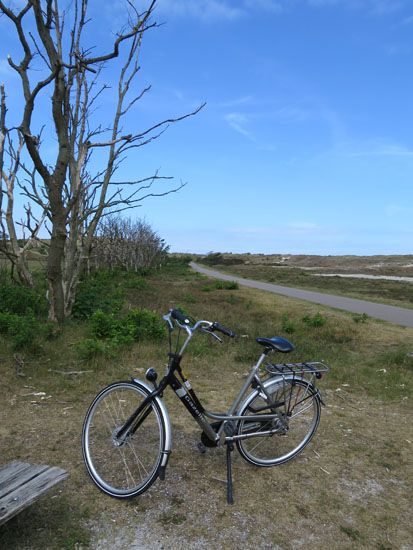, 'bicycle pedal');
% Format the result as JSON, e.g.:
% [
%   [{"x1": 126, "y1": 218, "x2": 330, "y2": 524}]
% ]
[{"x1": 197, "y1": 442, "x2": 207, "y2": 454}]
